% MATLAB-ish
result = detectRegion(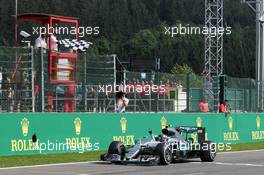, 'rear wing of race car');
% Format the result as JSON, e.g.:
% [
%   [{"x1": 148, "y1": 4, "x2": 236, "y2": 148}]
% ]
[{"x1": 177, "y1": 126, "x2": 206, "y2": 142}]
